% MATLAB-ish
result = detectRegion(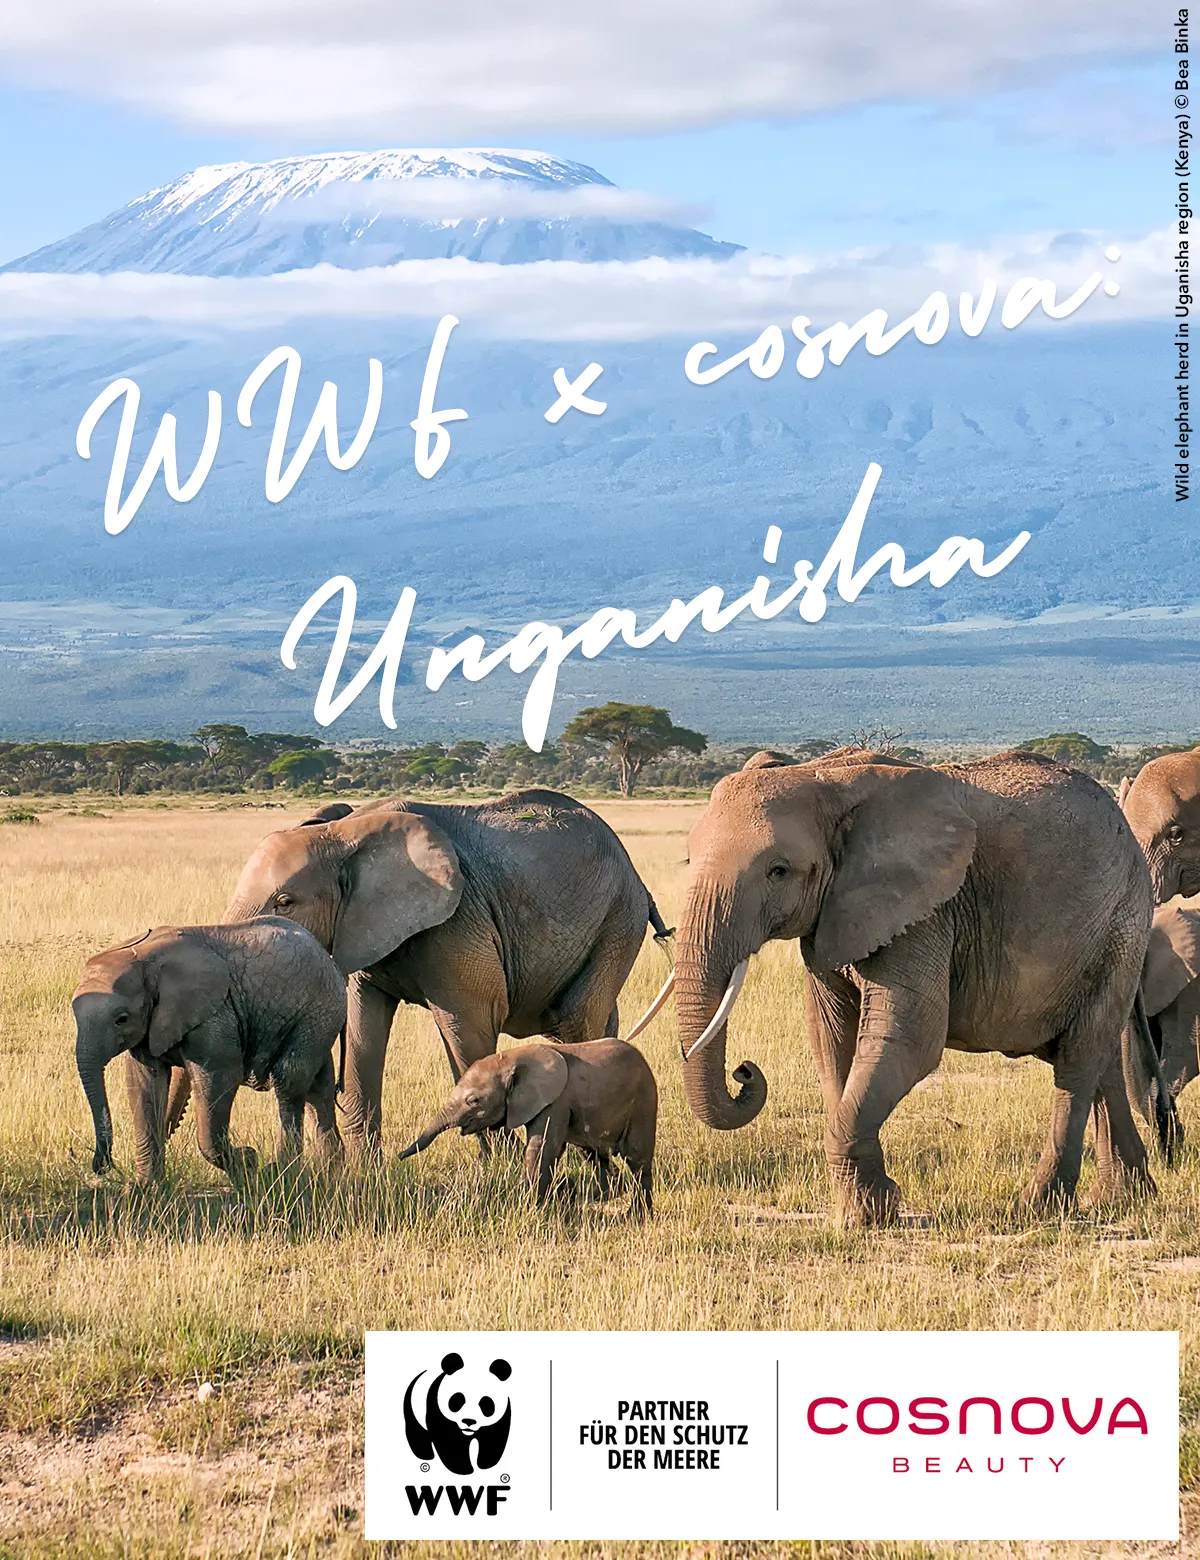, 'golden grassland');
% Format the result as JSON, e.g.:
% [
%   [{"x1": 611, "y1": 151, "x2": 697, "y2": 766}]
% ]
[{"x1": 1, "y1": 795, "x2": 1199, "y2": 1559}]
